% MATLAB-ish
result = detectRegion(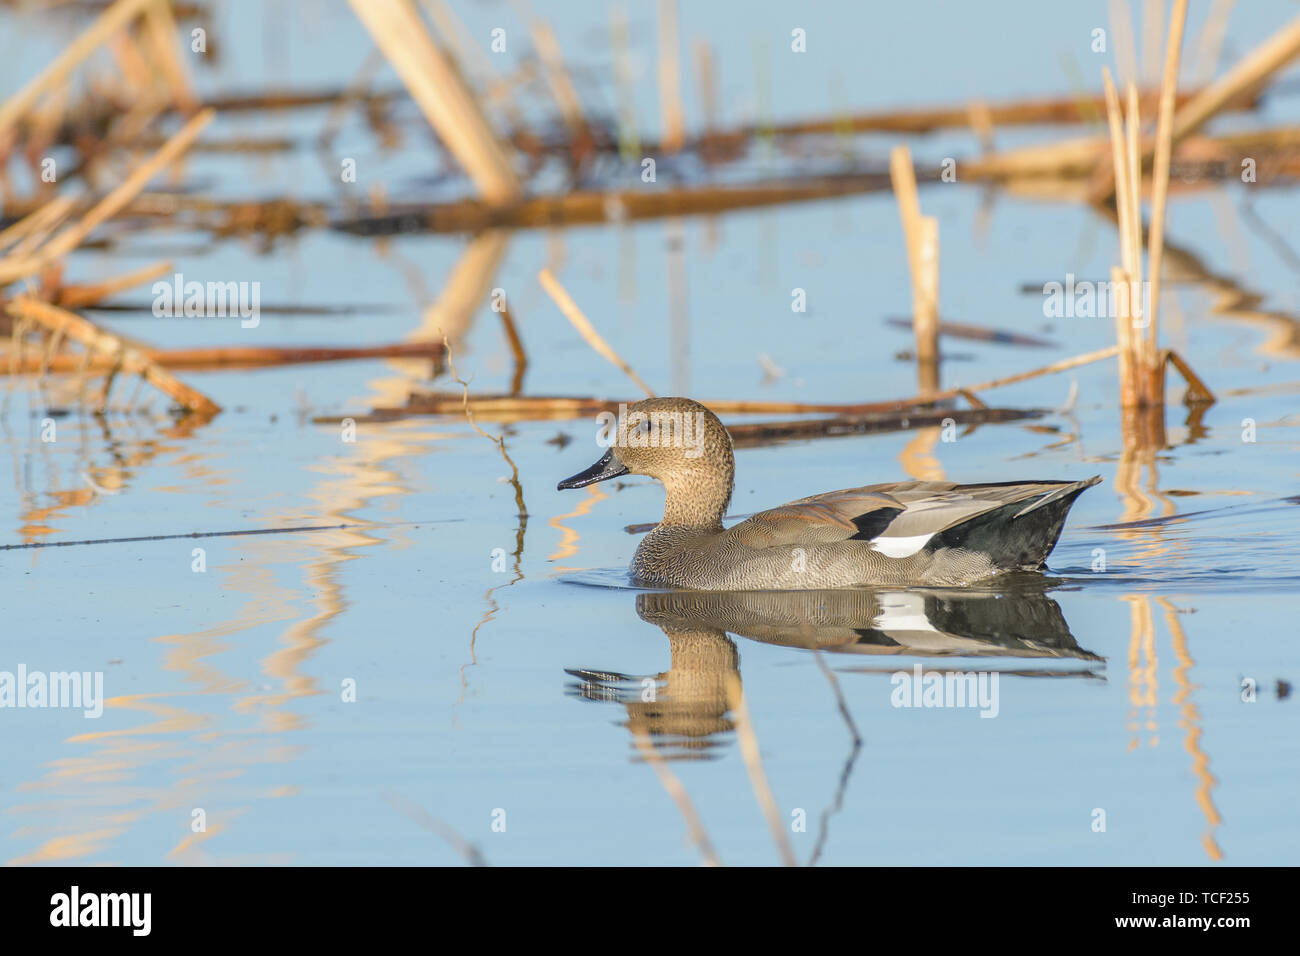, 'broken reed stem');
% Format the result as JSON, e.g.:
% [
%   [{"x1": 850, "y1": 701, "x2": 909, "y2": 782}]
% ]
[
  {"x1": 7, "y1": 297, "x2": 220, "y2": 415},
  {"x1": 657, "y1": 0, "x2": 684, "y2": 153},
  {"x1": 143, "y1": 0, "x2": 199, "y2": 115},
  {"x1": 1172, "y1": 12, "x2": 1300, "y2": 141},
  {"x1": 55, "y1": 259, "x2": 173, "y2": 308},
  {"x1": 932, "y1": 345, "x2": 1120, "y2": 403},
  {"x1": 695, "y1": 38, "x2": 717, "y2": 143},
  {"x1": 609, "y1": 4, "x2": 640, "y2": 161},
  {"x1": 2, "y1": 340, "x2": 444, "y2": 374},
  {"x1": 888, "y1": 145, "x2": 939, "y2": 395},
  {"x1": 537, "y1": 267, "x2": 656, "y2": 398},
  {"x1": 1146, "y1": 0, "x2": 1190, "y2": 365},
  {"x1": 972, "y1": 14, "x2": 1300, "y2": 184},
  {"x1": 347, "y1": 0, "x2": 519, "y2": 205},
  {"x1": 530, "y1": 19, "x2": 588, "y2": 141},
  {"x1": 632, "y1": 730, "x2": 722, "y2": 867},
  {"x1": 0, "y1": 195, "x2": 76, "y2": 257},
  {"x1": 888, "y1": 146, "x2": 924, "y2": 282},
  {"x1": 1165, "y1": 348, "x2": 1216, "y2": 404},
  {"x1": 1141, "y1": 0, "x2": 1166, "y2": 88},
  {"x1": 0, "y1": 0, "x2": 158, "y2": 142},
  {"x1": 392, "y1": 346, "x2": 1121, "y2": 421},
  {"x1": 108, "y1": 21, "x2": 156, "y2": 96},
  {"x1": 1190, "y1": 0, "x2": 1235, "y2": 85},
  {"x1": 723, "y1": 673, "x2": 797, "y2": 867},
  {"x1": 497, "y1": 302, "x2": 528, "y2": 396},
  {"x1": 0, "y1": 108, "x2": 215, "y2": 286}
]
